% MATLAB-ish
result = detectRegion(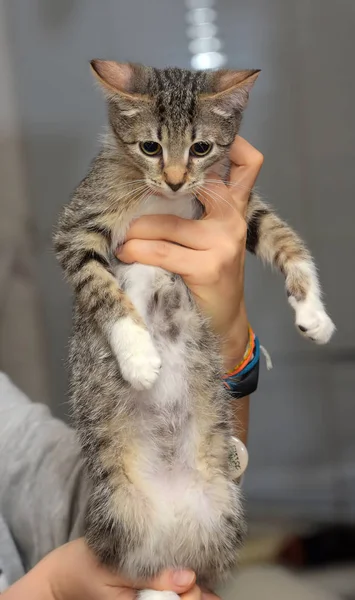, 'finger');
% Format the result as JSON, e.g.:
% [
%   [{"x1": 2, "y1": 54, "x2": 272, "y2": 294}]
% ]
[
  {"x1": 199, "y1": 137, "x2": 263, "y2": 218},
  {"x1": 180, "y1": 584, "x2": 203, "y2": 600},
  {"x1": 117, "y1": 239, "x2": 202, "y2": 277},
  {"x1": 229, "y1": 135, "x2": 264, "y2": 194},
  {"x1": 230, "y1": 135, "x2": 264, "y2": 180},
  {"x1": 201, "y1": 591, "x2": 221, "y2": 600},
  {"x1": 125, "y1": 215, "x2": 209, "y2": 250},
  {"x1": 198, "y1": 174, "x2": 248, "y2": 241},
  {"x1": 105, "y1": 570, "x2": 196, "y2": 595},
  {"x1": 143, "y1": 570, "x2": 196, "y2": 594}
]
